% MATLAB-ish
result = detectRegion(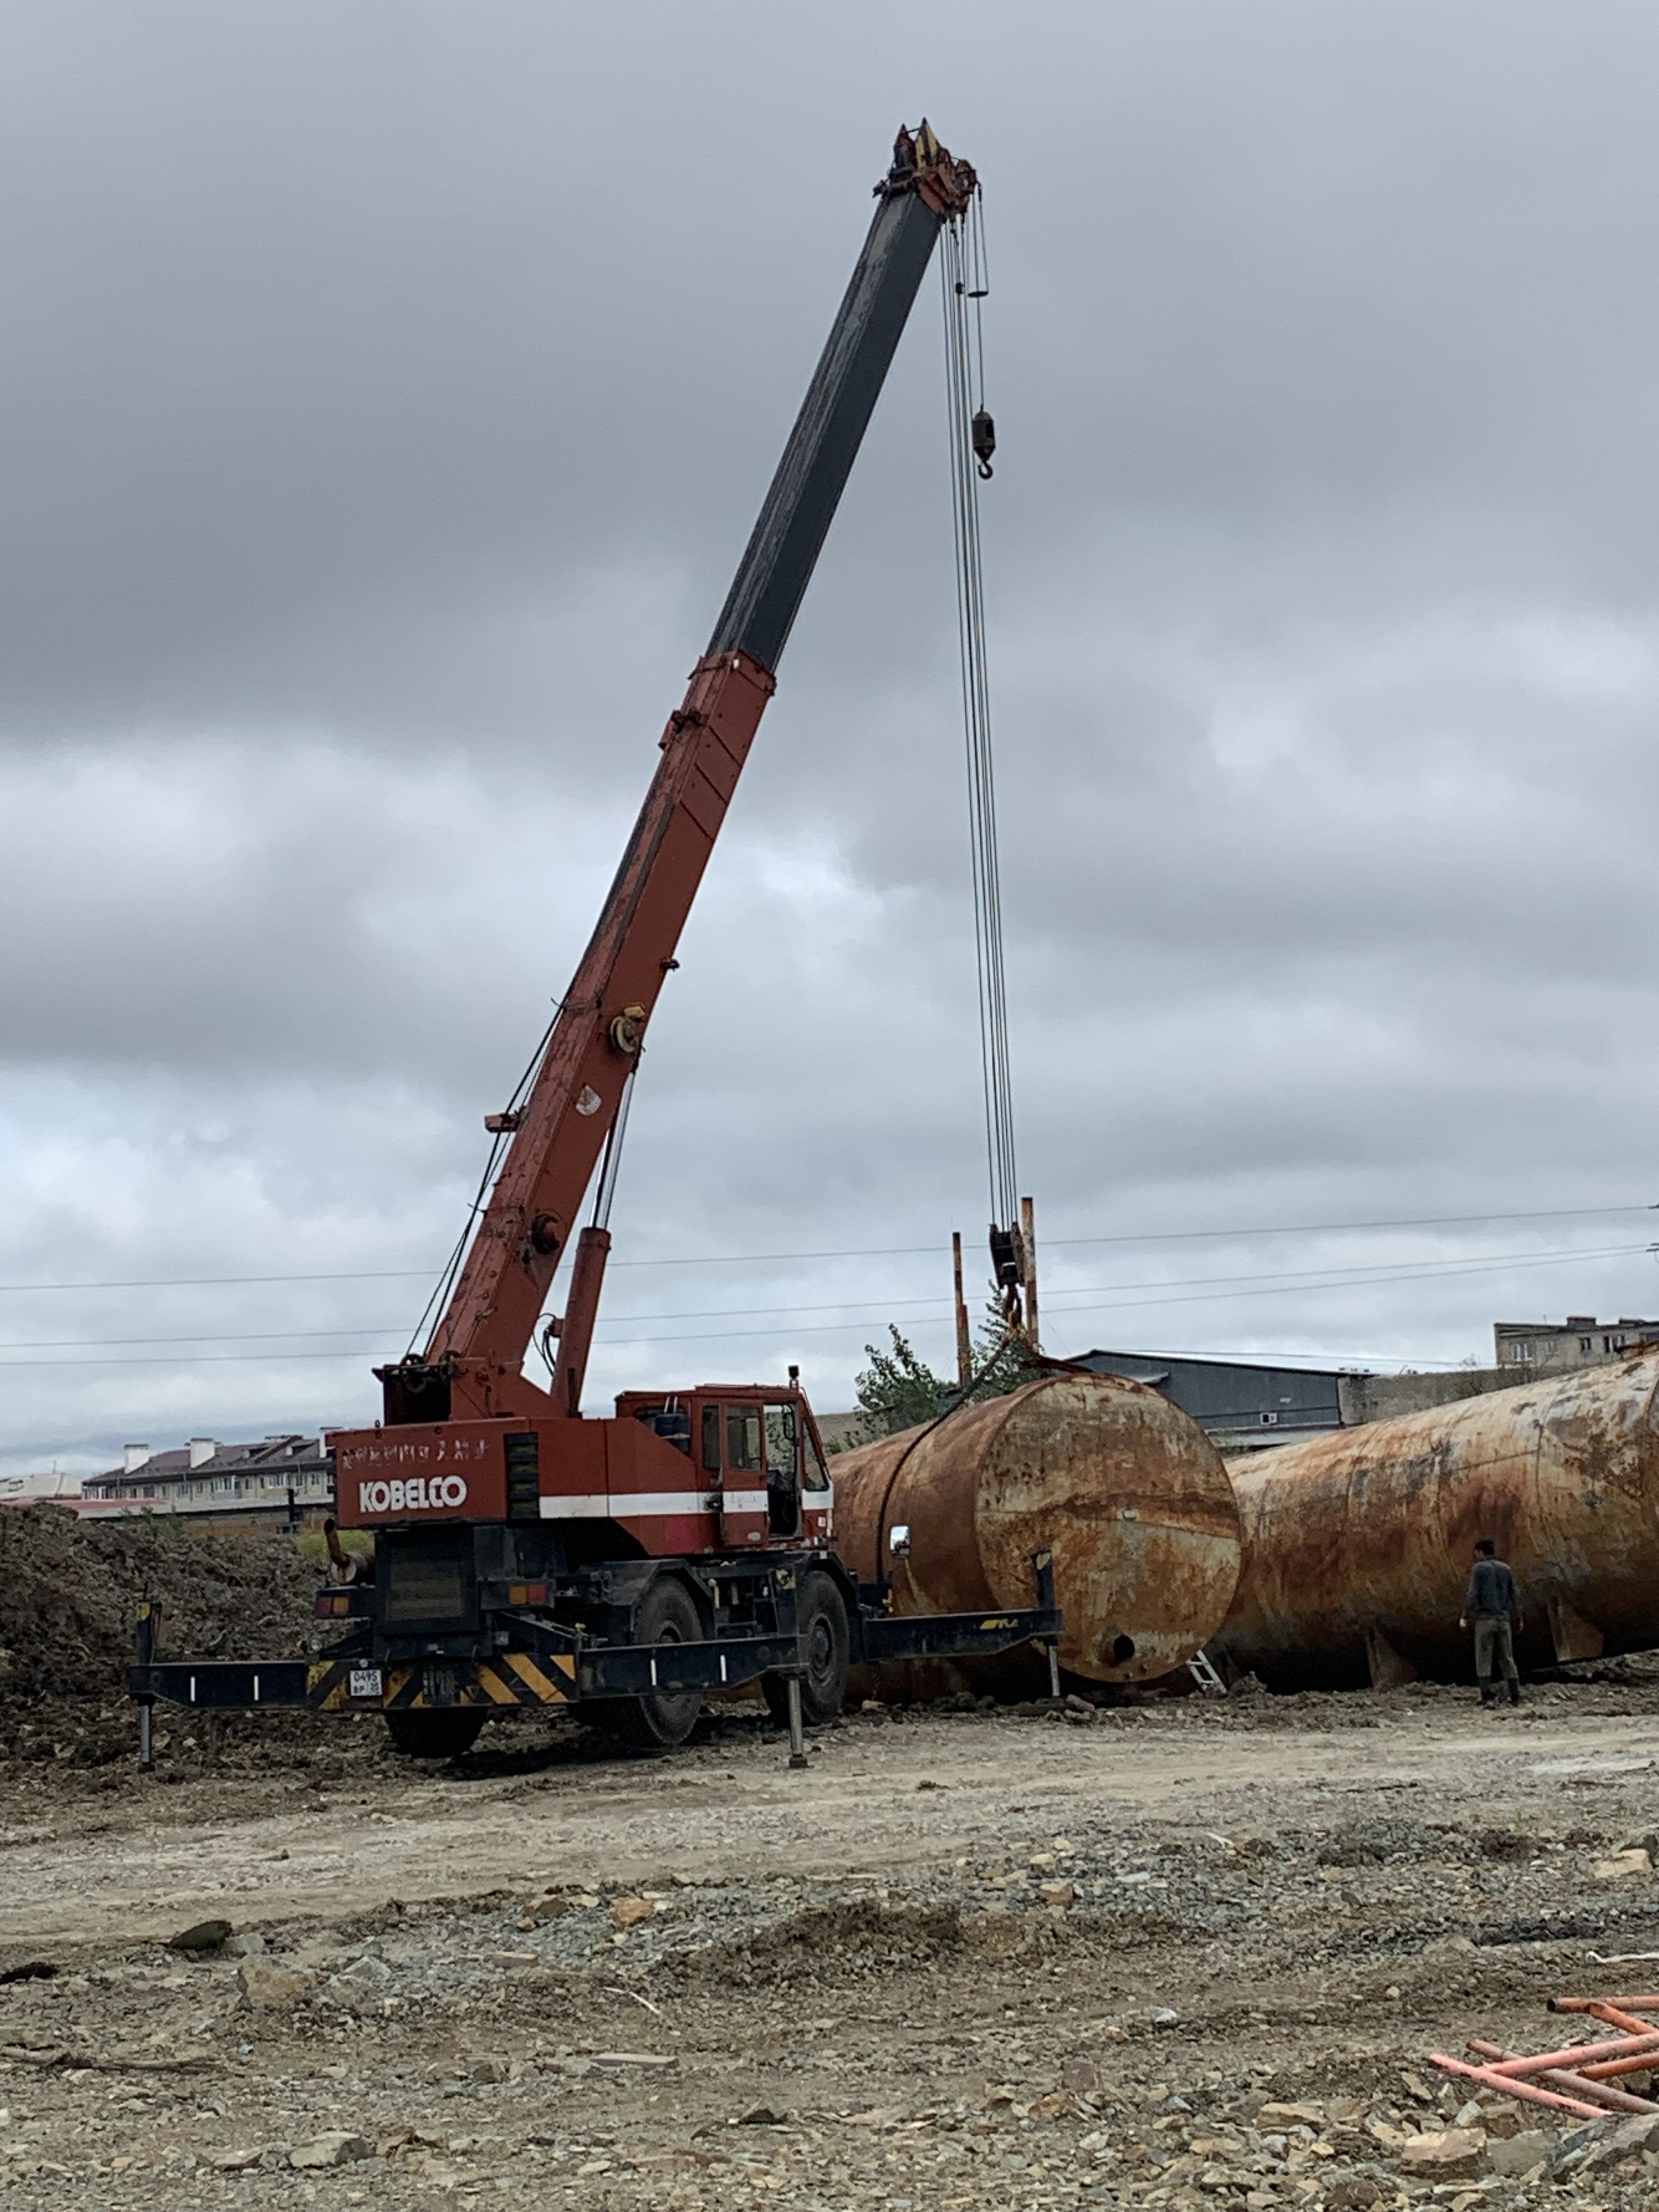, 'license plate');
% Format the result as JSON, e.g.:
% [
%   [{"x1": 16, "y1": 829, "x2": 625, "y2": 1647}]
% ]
[{"x1": 348, "y1": 1667, "x2": 384, "y2": 1701}]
